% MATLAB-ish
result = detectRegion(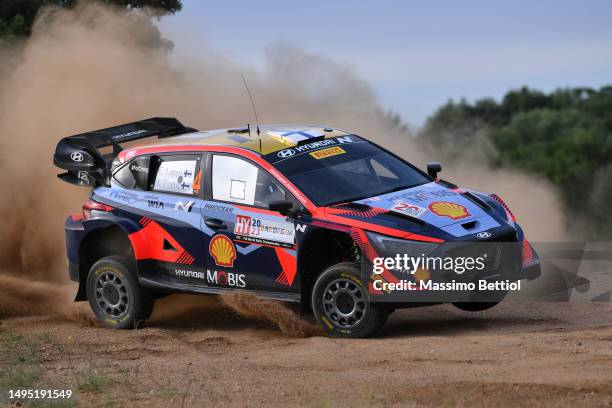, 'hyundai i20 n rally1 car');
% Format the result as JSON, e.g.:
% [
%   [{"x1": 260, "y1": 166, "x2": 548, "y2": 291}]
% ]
[{"x1": 53, "y1": 118, "x2": 540, "y2": 338}]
